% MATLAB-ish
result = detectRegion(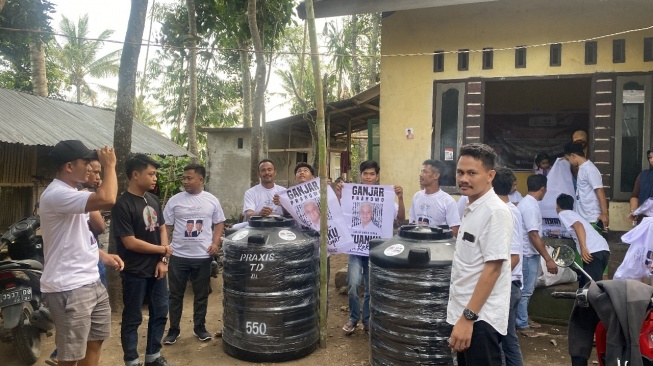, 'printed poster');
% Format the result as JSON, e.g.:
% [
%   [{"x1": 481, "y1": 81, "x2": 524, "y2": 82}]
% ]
[
  {"x1": 278, "y1": 178, "x2": 355, "y2": 254},
  {"x1": 341, "y1": 183, "x2": 396, "y2": 256}
]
